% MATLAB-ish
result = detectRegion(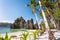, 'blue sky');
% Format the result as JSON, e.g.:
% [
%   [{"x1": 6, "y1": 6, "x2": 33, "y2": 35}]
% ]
[{"x1": 0, "y1": 0, "x2": 42, "y2": 23}]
